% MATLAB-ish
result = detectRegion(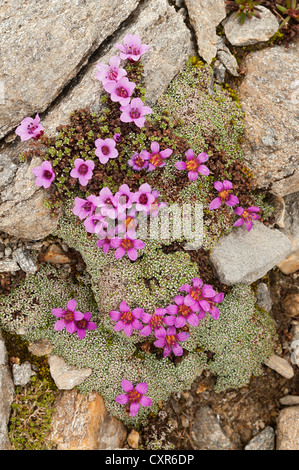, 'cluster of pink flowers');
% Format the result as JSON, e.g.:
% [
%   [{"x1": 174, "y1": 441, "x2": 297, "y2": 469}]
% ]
[
  {"x1": 209, "y1": 180, "x2": 260, "y2": 231},
  {"x1": 51, "y1": 299, "x2": 97, "y2": 339},
  {"x1": 72, "y1": 183, "x2": 167, "y2": 261},
  {"x1": 96, "y1": 34, "x2": 152, "y2": 128},
  {"x1": 109, "y1": 277, "x2": 224, "y2": 357},
  {"x1": 128, "y1": 141, "x2": 173, "y2": 172}
]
